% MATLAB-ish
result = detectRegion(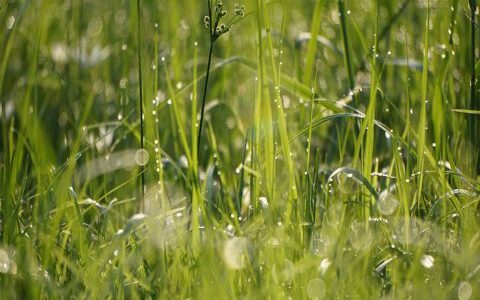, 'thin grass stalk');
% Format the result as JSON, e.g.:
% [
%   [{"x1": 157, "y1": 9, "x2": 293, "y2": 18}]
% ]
[
  {"x1": 469, "y1": 0, "x2": 478, "y2": 173},
  {"x1": 362, "y1": 1, "x2": 379, "y2": 225},
  {"x1": 416, "y1": 0, "x2": 430, "y2": 212},
  {"x1": 303, "y1": 0, "x2": 324, "y2": 85},
  {"x1": 197, "y1": 42, "x2": 214, "y2": 160},
  {"x1": 338, "y1": 0, "x2": 355, "y2": 95},
  {"x1": 136, "y1": 0, "x2": 145, "y2": 211}
]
